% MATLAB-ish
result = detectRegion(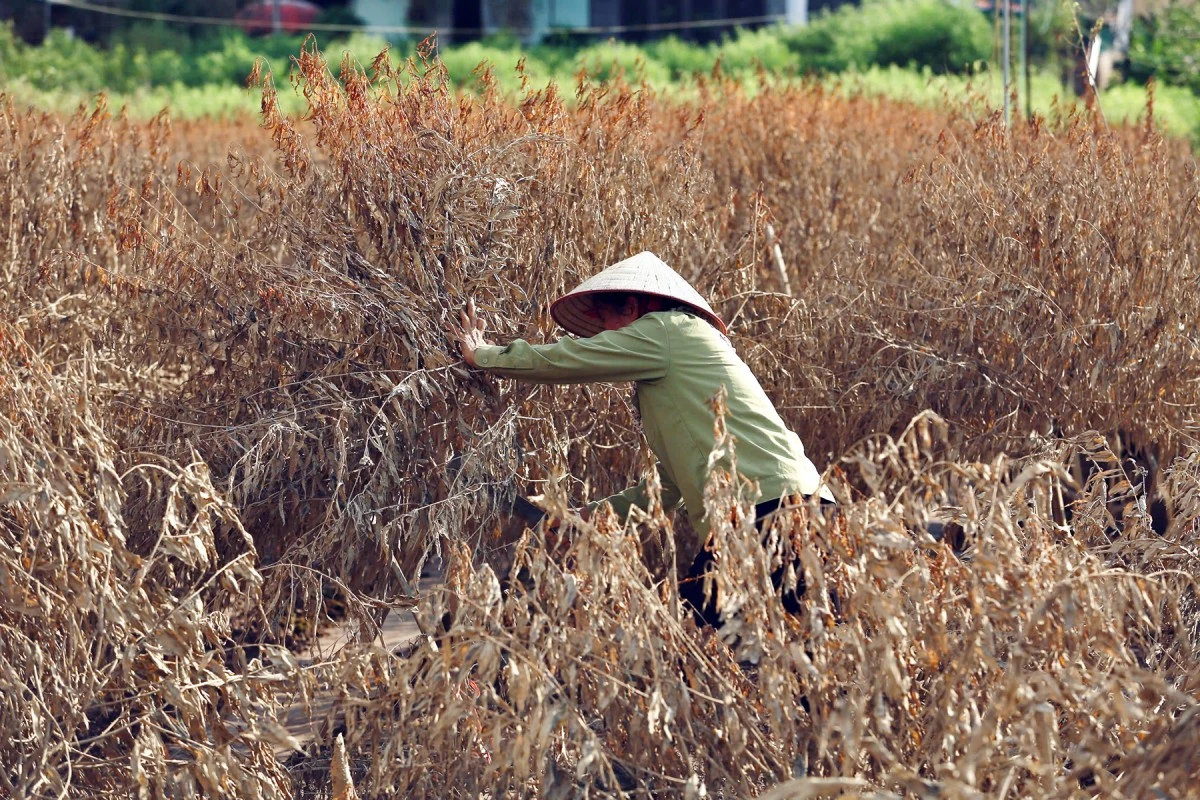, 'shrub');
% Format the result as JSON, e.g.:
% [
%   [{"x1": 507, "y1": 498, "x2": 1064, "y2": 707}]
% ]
[
  {"x1": 573, "y1": 38, "x2": 671, "y2": 85},
  {"x1": 784, "y1": 0, "x2": 992, "y2": 74},
  {"x1": 1127, "y1": 0, "x2": 1200, "y2": 94},
  {"x1": 189, "y1": 30, "x2": 314, "y2": 86},
  {"x1": 527, "y1": 39, "x2": 576, "y2": 73},
  {"x1": 108, "y1": 20, "x2": 194, "y2": 55},
  {"x1": 0, "y1": 22, "x2": 378, "y2": 93},
  {"x1": 437, "y1": 41, "x2": 555, "y2": 92},
  {"x1": 872, "y1": 0, "x2": 991, "y2": 71},
  {"x1": 782, "y1": 6, "x2": 879, "y2": 72},
  {"x1": 191, "y1": 33, "x2": 258, "y2": 85},
  {"x1": 16, "y1": 28, "x2": 114, "y2": 92},
  {"x1": 146, "y1": 46, "x2": 188, "y2": 85},
  {"x1": 337, "y1": 31, "x2": 402, "y2": 67},
  {"x1": 713, "y1": 25, "x2": 797, "y2": 76},
  {"x1": 1102, "y1": 78, "x2": 1200, "y2": 145},
  {"x1": 646, "y1": 34, "x2": 713, "y2": 79},
  {"x1": 0, "y1": 22, "x2": 20, "y2": 73}
]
